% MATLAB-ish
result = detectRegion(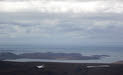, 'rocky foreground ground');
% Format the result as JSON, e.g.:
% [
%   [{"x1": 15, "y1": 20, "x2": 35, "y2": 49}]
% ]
[{"x1": 0, "y1": 61, "x2": 123, "y2": 75}]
